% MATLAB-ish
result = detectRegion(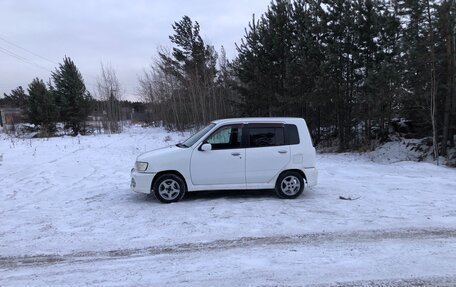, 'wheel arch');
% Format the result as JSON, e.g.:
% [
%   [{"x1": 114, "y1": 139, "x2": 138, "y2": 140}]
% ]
[
  {"x1": 151, "y1": 170, "x2": 188, "y2": 192},
  {"x1": 277, "y1": 169, "x2": 307, "y2": 184}
]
